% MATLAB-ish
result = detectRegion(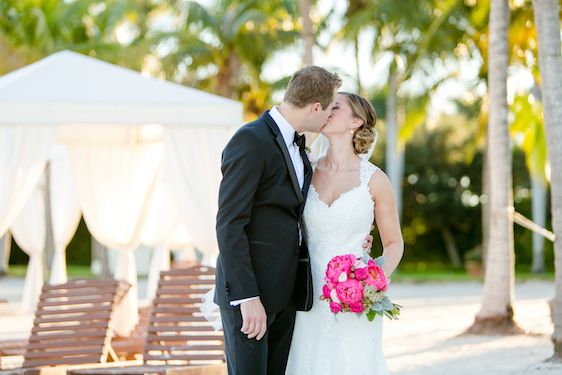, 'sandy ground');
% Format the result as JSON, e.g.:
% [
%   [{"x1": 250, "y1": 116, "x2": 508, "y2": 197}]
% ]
[{"x1": 0, "y1": 277, "x2": 560, "y2": 374}]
